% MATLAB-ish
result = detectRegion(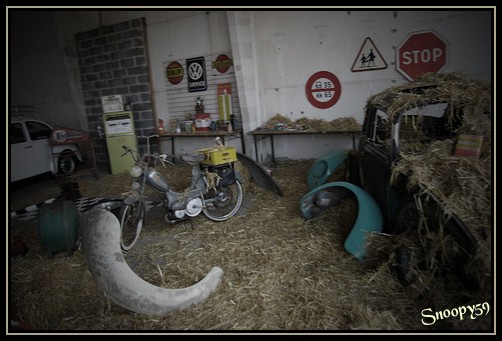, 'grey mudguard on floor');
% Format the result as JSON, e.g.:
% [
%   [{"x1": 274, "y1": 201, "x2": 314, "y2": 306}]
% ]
[
  {"x1": 237, "y1": 152, "x2": 284, "y2": 196},
  {"x1": 81, "y1": 207, "x2": 224, "y2": 315}
]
